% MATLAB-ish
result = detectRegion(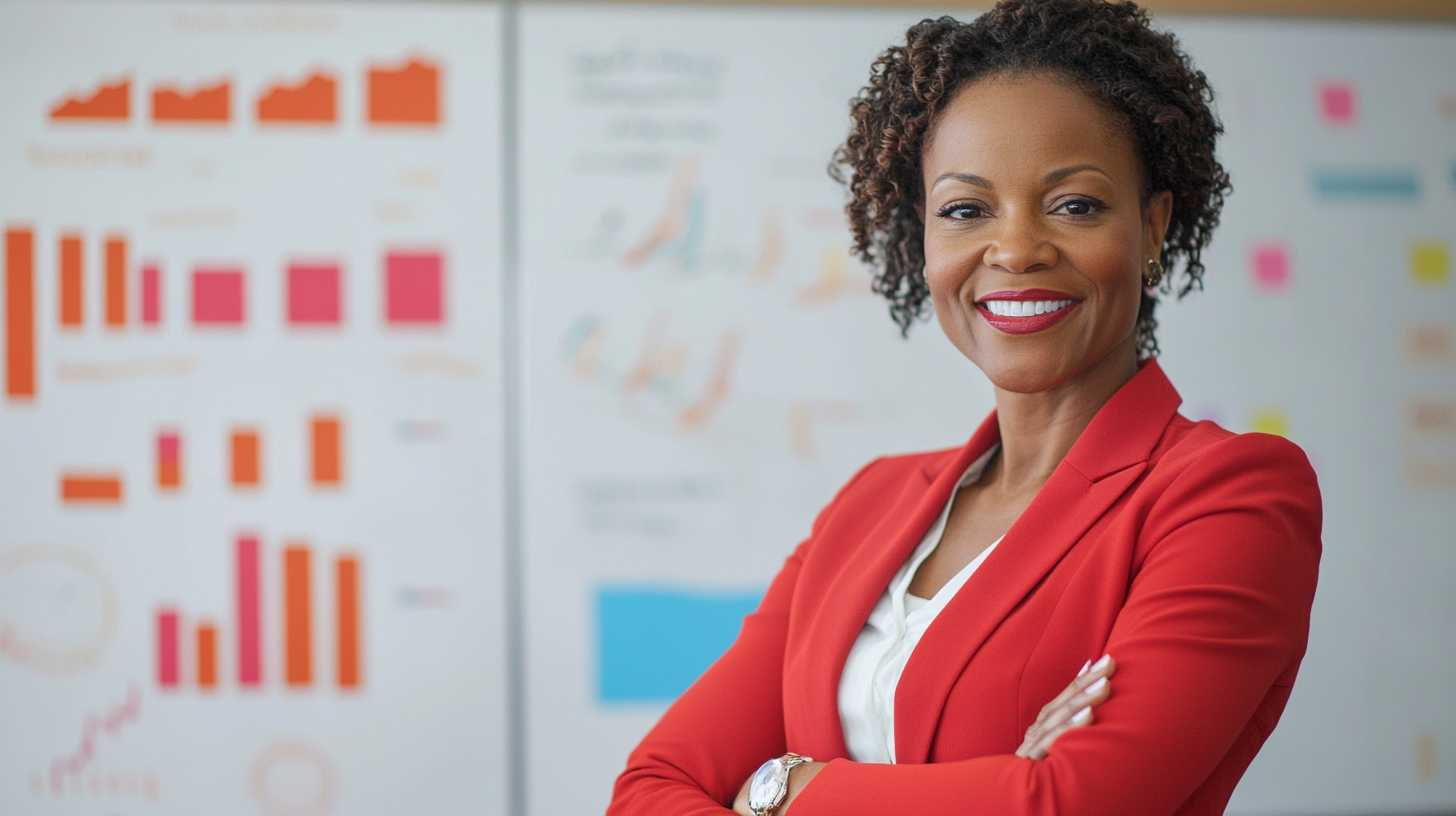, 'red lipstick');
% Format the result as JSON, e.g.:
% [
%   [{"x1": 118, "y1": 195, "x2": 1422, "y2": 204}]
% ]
[{"x1": 976, "y1": 289, "x2": 1081, "y2": 335}]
